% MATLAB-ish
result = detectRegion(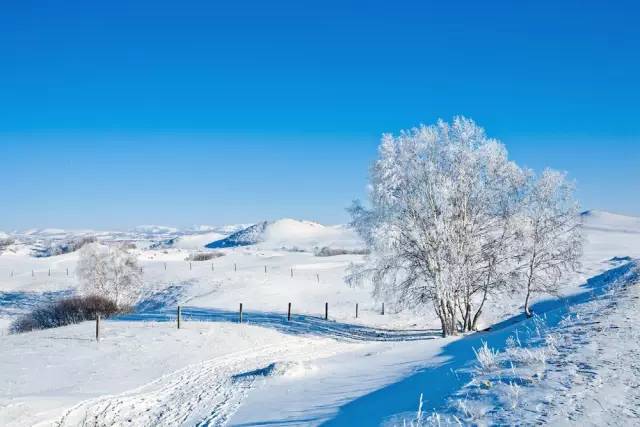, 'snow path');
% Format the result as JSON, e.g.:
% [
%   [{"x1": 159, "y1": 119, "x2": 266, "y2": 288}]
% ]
[
  {"x1": 42, "y1": 334, "x2": 356, "y2": 427},
  {"x1": 54, "y1": 341, "x2": 342, "y2": 427},
  {"x1": 0, "y1": 321, "x2": 360, "y2": 427},
  {"x1": 532, "y1": 272, "x2": 640, "y2": 425}
]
